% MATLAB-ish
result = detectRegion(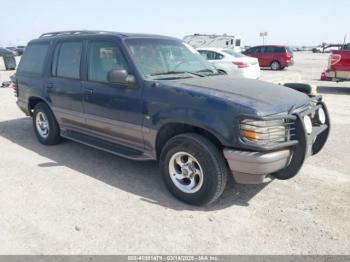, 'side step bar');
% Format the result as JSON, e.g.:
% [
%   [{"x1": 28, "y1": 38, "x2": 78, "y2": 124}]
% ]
[{"x1": 61, "y1": 130, "x2": 154, "y2": 161}]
